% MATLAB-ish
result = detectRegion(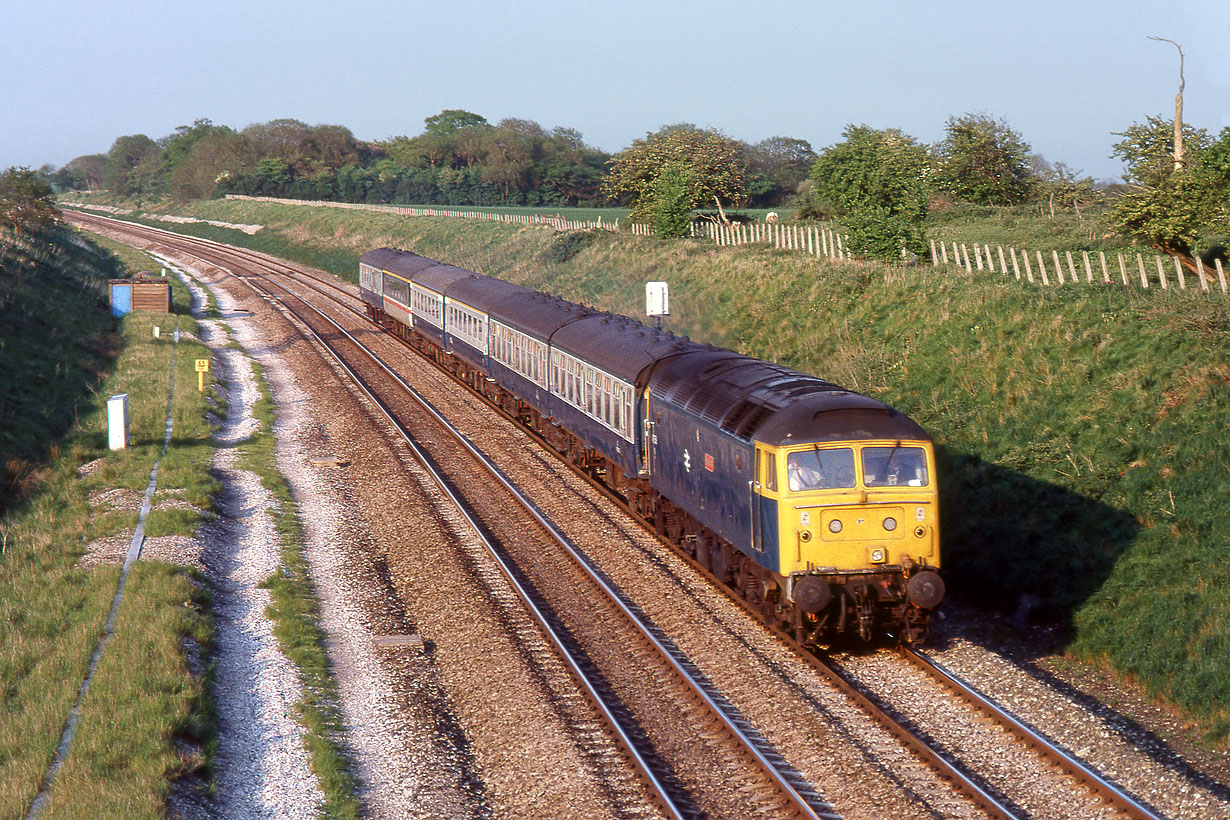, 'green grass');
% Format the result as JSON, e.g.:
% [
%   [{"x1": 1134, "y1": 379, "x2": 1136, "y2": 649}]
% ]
[
  {"x1": 0, "y1": 226, "x2": 219, "y2": 819},
  {"x1": 926, "y1": 201, "x2": 1137, "y2": 257},
  {"x1": 65, "y1": 197, "x2": 1230, "y2": 745}
]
